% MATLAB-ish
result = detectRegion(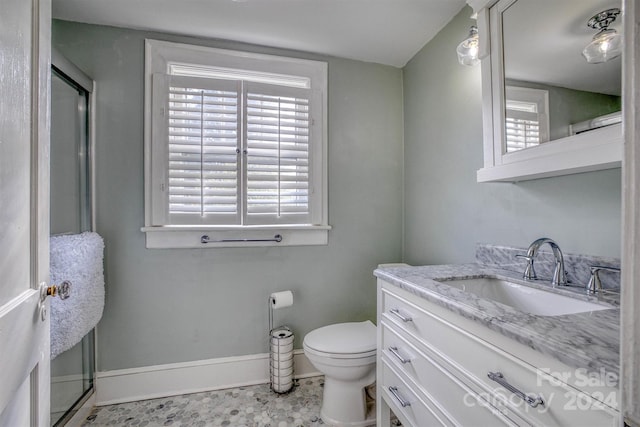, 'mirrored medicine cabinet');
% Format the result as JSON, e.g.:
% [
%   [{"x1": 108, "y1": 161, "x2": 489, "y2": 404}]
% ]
[{"x1": 468, "y1": 0, "x2": 623, "y2": 182}]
